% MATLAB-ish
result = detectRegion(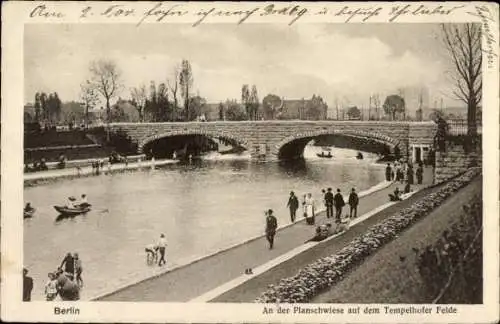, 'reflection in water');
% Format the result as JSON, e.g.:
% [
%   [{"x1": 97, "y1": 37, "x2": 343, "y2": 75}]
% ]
[{"x1": 24, "y1": 147, "x2": 385, "y2": 300}]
